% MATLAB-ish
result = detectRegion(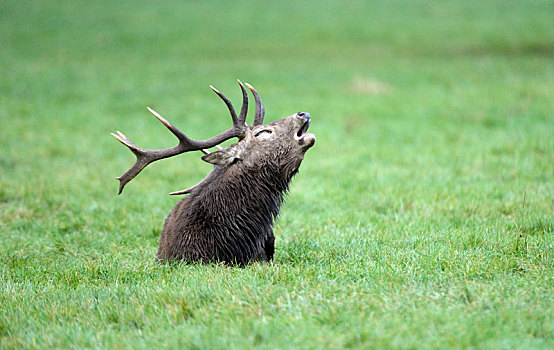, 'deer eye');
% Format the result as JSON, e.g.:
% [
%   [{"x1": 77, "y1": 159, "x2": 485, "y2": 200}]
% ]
[{"x1": 254, "y1": 129, "x2": 272, "y2": 138}]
